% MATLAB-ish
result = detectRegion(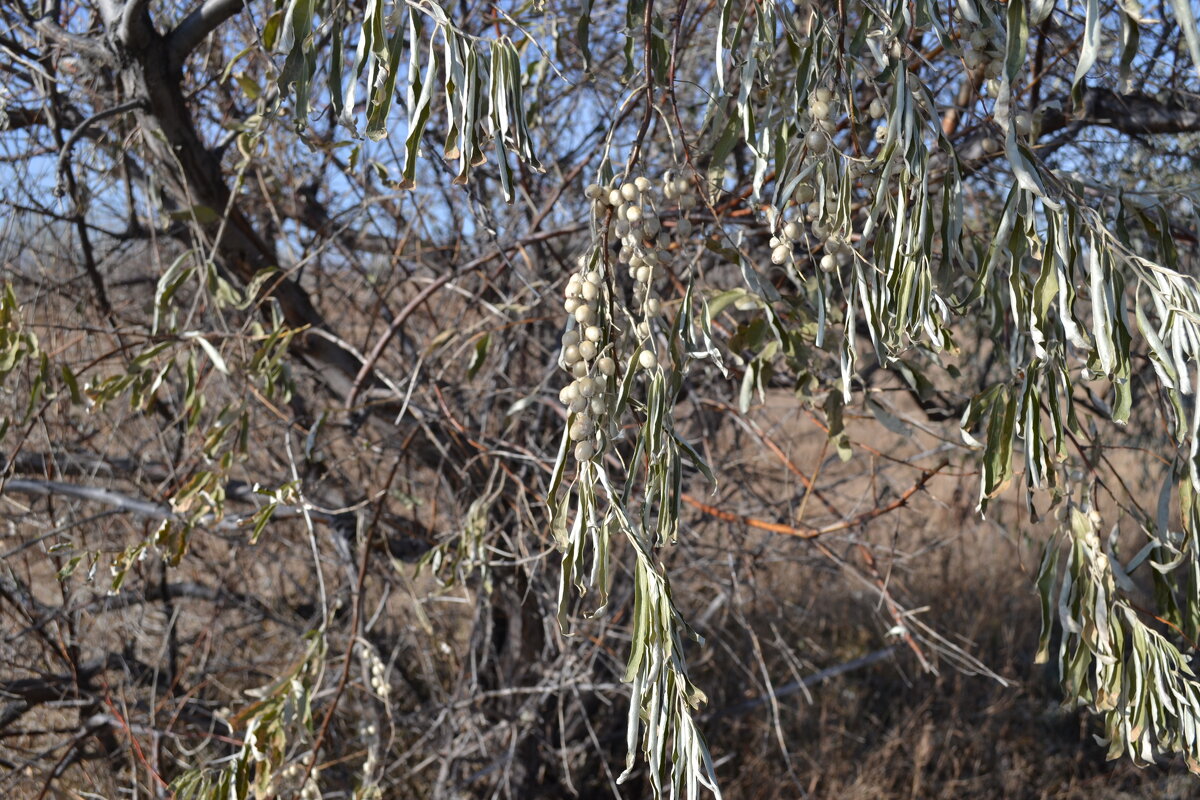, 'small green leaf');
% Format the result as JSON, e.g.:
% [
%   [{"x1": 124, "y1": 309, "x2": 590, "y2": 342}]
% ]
[{"x1": 467, "y1": 333, "x2": 490, "y2": 379}]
